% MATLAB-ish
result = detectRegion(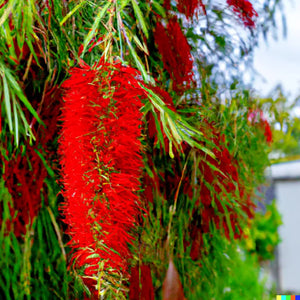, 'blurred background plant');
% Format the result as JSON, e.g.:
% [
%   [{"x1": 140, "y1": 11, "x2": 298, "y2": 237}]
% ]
[{"x1": 245, "y1": 200, "x2": 282, "y2": 262}]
